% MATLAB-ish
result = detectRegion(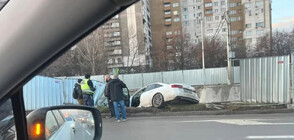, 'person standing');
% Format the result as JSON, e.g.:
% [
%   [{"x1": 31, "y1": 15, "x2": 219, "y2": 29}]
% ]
[
  {"x1": 104, "y1": 75, "x2": 115, "y2": 118},
  {"x1": 73, "y1": 79, "x2": 83, "y2": 105},
  {"x1": 108, "y1": 74, "x2": 127, "y2": 122},
  {"x1": 81, "y1": 73, "x2": 96, "y2": 107}
]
